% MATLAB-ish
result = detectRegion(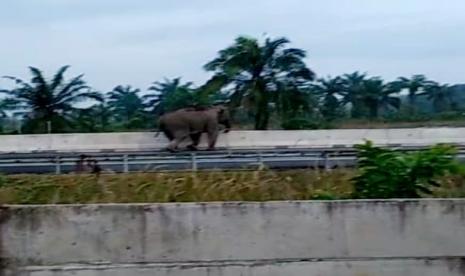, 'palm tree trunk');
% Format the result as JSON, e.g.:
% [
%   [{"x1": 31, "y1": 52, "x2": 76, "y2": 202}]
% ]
[
  {"x1": 369, "y1": 103, "x2": 379, "y2": 119},
  {"x1": 408, "y1": 92, "x2": 417, "y2": 114},
  {"x1": 255, "y1": 112, "x2": 262, "y2": 130},
  {"x1": 256, "y1": 109, "x2": 269, "y2": 130},
  {"x1": 433, "y1": 98, "x2": 447, "y2": 113},
  {"x1": 254, "y1": 83, "x2": 270, "y2": 130},
  {"x1": 254, "y1": 100, "x2": 270, "y2": 130},
  {"x1": 351, "y1": 101, "x2": 365, "y2": 118}
]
